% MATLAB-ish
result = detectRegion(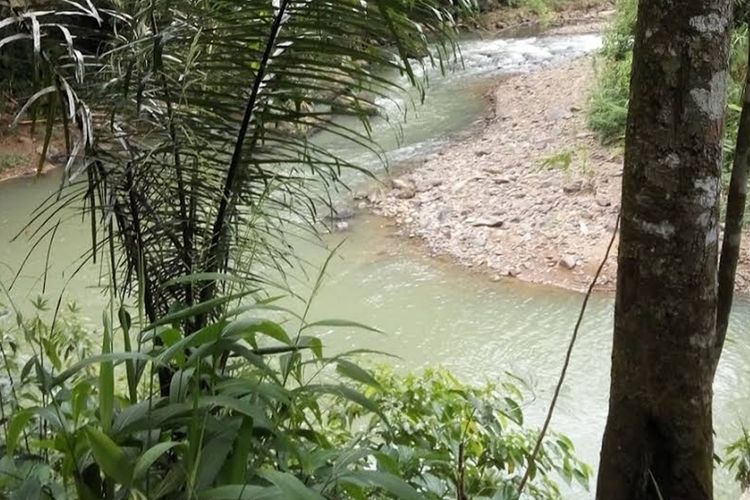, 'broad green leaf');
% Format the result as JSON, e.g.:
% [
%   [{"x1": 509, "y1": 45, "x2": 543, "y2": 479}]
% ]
[
  {"x1": 298, "y1": 384, "x2": 383, "y2": 419},
  {"x1": 141, "y1": 292, "x2": 253, "y2": 332},
  {"x1": 157, "y1": 322, "x2": 224, "y2": 366},
  {"x1": 219, "y1": 417, "x2": 254, "y2": 483},
  {"x1": 331, "y1": 447, "x2": 372, "y2": 476},
  {"x1": 84, "y1": 426, "x2": 133, "y2": 487},
  {"x1": 259, "y1": 470, "x2": 325, "y2": 500},
  {"x1": 133, "y1": 441, "x2": 182, "y2": 481},
  {"x1": 111, "y1": 397, "x2": 166, "y2": 434},
  {"x1": 298, "y1": 336, "x2": 323, "y2": 359},
  {"x1": 6, "y1": 408, "x2": 36, "y2": 456},
  {"x1": 339, "y1": 470, "x2": 423, "y2": 500},
  {"x1": 336, "y1": 360, "x2": 381, "y2": 389},
  {"x1": 197, "y1": 485, "x2": 281, "y2": 500},
  {"x1": 198, "y1": 395, "x2": 268, "y2": 427},
  {"x1": 195, "y1": 423, "x2": 240, "y2": 491},
  {"x1": 10, "y1": 475, "x2": 42, "y2": 500},
  {"x1": 222, "y1": 318, "x2": 291, "y2": 346}
]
